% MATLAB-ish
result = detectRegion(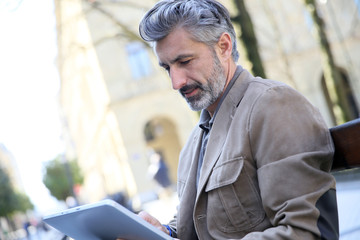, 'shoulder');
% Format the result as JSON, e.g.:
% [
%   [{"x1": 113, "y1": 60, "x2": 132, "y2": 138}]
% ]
[
  {"x1": 247, "y1": 77, "x2": 292, "y2": 94},
  {"x1": 242, "y1": 77, "x2": 308, "y2": 108},
  {"x1": 233, "y1": 68, "x2": 296, "y2": 104}
]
